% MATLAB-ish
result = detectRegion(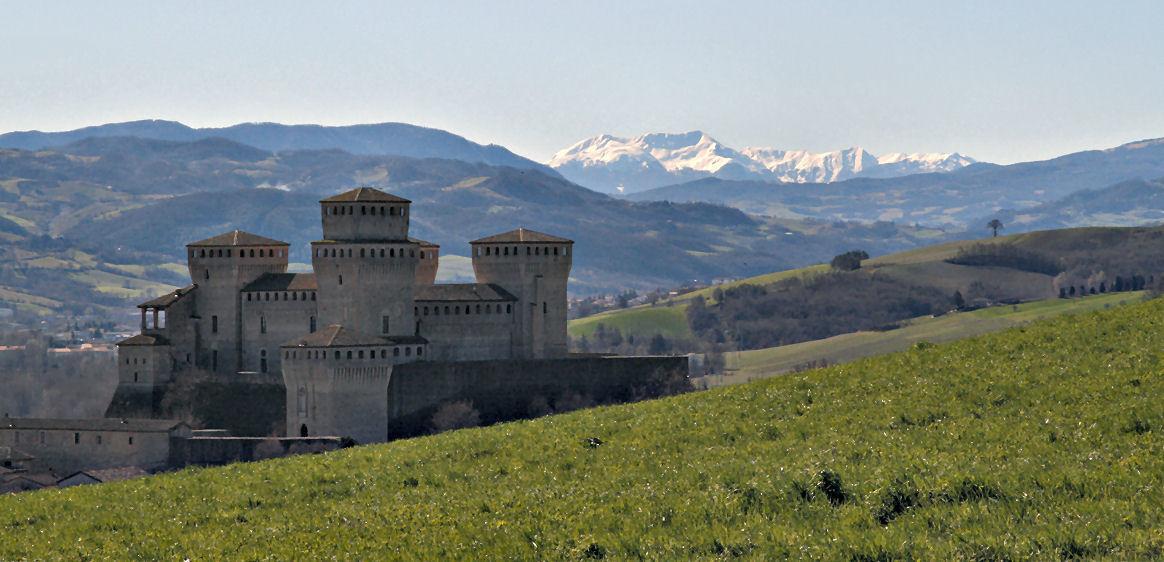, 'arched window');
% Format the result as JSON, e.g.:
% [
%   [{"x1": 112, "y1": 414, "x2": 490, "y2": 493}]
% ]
[
  {"x1": 390, "y1": 248, "x2": 396, "y2": 257},
  {"x1": 205, "y1": 270, "x2": 210, "y2": 280},
  {"x1": 346, "y1": 350, "x2": 353, "y2": 360},
  {"x1": 527, "y1": 247, "x2": 532, "y2": 255},
  {"x1": 361, "y1": 205, "x2": 366, "y2": 215},
  {"x1": 476, "y1": 304, "x2": 481, "y2": 314},
  {"x1": 410, "y1": 250, "x2": 415, "y2": 257},
  {"x1": 433, "y1": 306, "x2": 440, "y2": 316},
  {"x1": 454, "y1": 306, "x2": 460, "y2": 315},
  {"x1": 417, "y1": 347, "x2": 423, "y2": 357},
  {"x1": 554, "y1": 247, "x2": 559, "y2": 256},
  {"x1": 260, "y1": 349, "x2": 268, "y2": 373},
  {"x1": 504, "y1": 247, "x2": 509, "y2": 256},
  {"x1": 496, "y1": 304, "x2": 502, "y2": 313},
  {"x1": 200, "y1": 249, "x2": 206, "y2": 258},
  {"x1": 535, "y1": 247, "x2": 540, "y2": 255},
  {"x1": 260, "y1": 316, "x2": 267, "y2": 334},
  {"x1": 394, "y1": 347, "x2": 400, "y2": 357},
  {"x1": 300, "y1": 424, "x2": 308, "y2": 437},
  {"x1": 360, "y1": 248, "x2": 365, "y2": 258},
  {"x1": 445, "y1": 306, "x2": 451, "y2": 315},
  {"x1": 226, "y1": 249, "x2": 232, "y2": 258},
  {"x1": 380, "y1": 249, "x2": 385, "y2": 258},
  {"x1": 405, "y1": 347, "x2": 412, "y2": 357},
  {"x1": 507, "y1": 304, "x2": 512, "y2": 313},
  {"x1": 423, "y1": 307, "x2": 429, "y2": 316},
  {"x1": 544, "y1": 302, "x2": 548, "y2": 313},
  {"x1": 485, "y1": 247, "x2": 491, "y2": 256},
  {"x1": 358, "y1": 350, "x2": 364, "y2": 359},
  {"x1": 334, "y1": 350, "x2": 340, "y2": 360}
]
